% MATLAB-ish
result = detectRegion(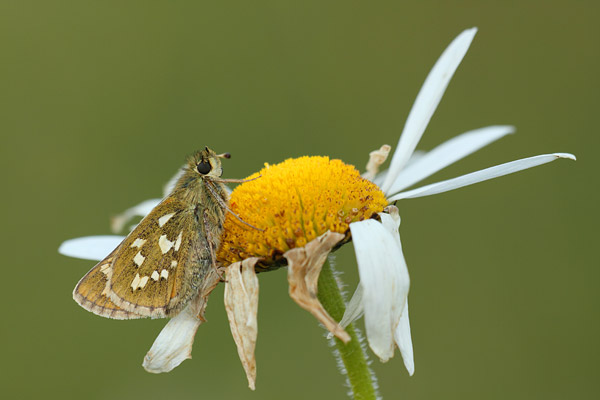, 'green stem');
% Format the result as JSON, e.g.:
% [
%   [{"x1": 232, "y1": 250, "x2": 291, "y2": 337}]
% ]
[{"x1": 317, "y1": 259, "x2": 378, "y2": 400}]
